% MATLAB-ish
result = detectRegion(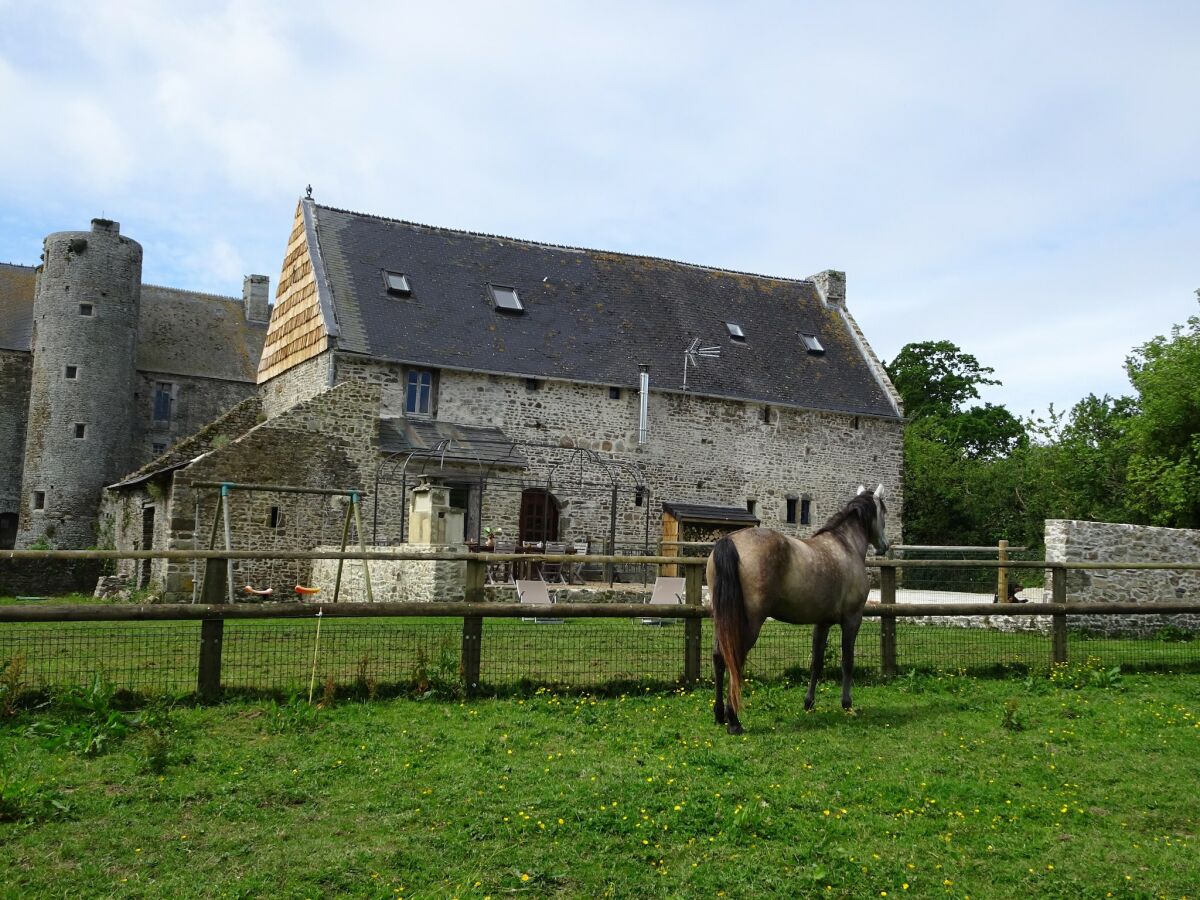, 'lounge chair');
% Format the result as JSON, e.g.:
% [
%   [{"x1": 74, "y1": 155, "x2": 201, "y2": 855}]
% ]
[
  {"x1": 641, "y1": 576, "x2": 686, "y2": 625},
  {"x1": 515, "y1": 579, "x2": 564, "y2": 623}
]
